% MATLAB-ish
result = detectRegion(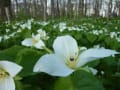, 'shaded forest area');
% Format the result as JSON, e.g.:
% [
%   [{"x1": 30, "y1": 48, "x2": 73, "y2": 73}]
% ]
[{"x1": 0, "y1": 0, "x2": 120, "y2": 21}]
